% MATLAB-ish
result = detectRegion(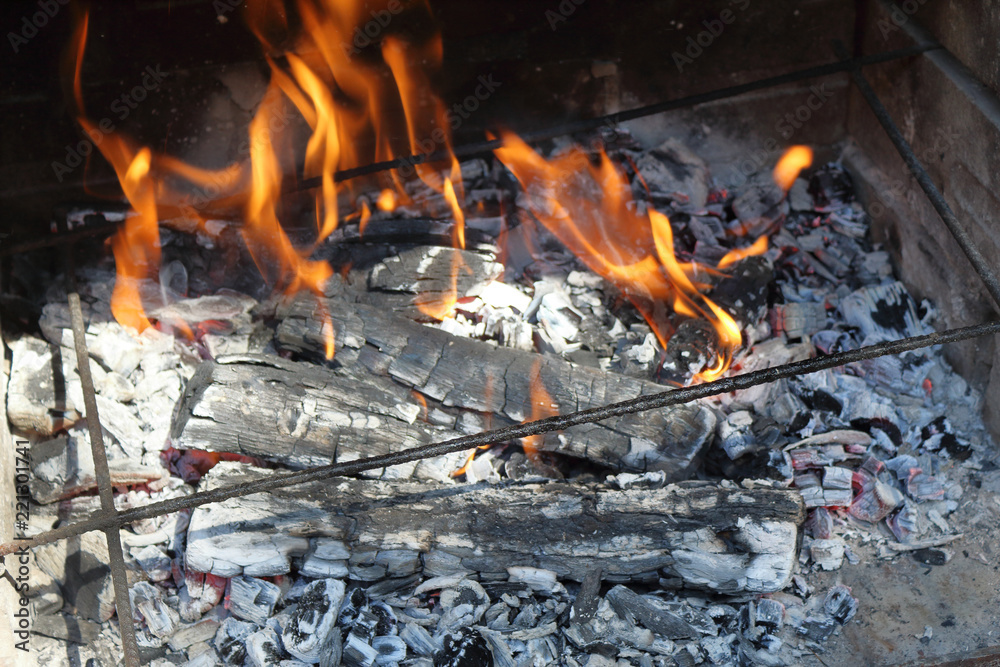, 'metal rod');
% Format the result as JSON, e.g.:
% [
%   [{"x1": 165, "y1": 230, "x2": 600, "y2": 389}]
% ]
[
  {"x1": 62, "y1": 250, "x2": 141, "y2": 667},
  {"x1": 876, "y1": 0, "x2": 1000, "y2": 133},
  {"x1": 834, "y1": 40, "x2": 1000, "y2": 312},
  {"x1": 296, "y1": 43, "x2": 937, "y2": 190},
  {"x1": 3, "y1": 317, "x2": 998, "y2": 557}
]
